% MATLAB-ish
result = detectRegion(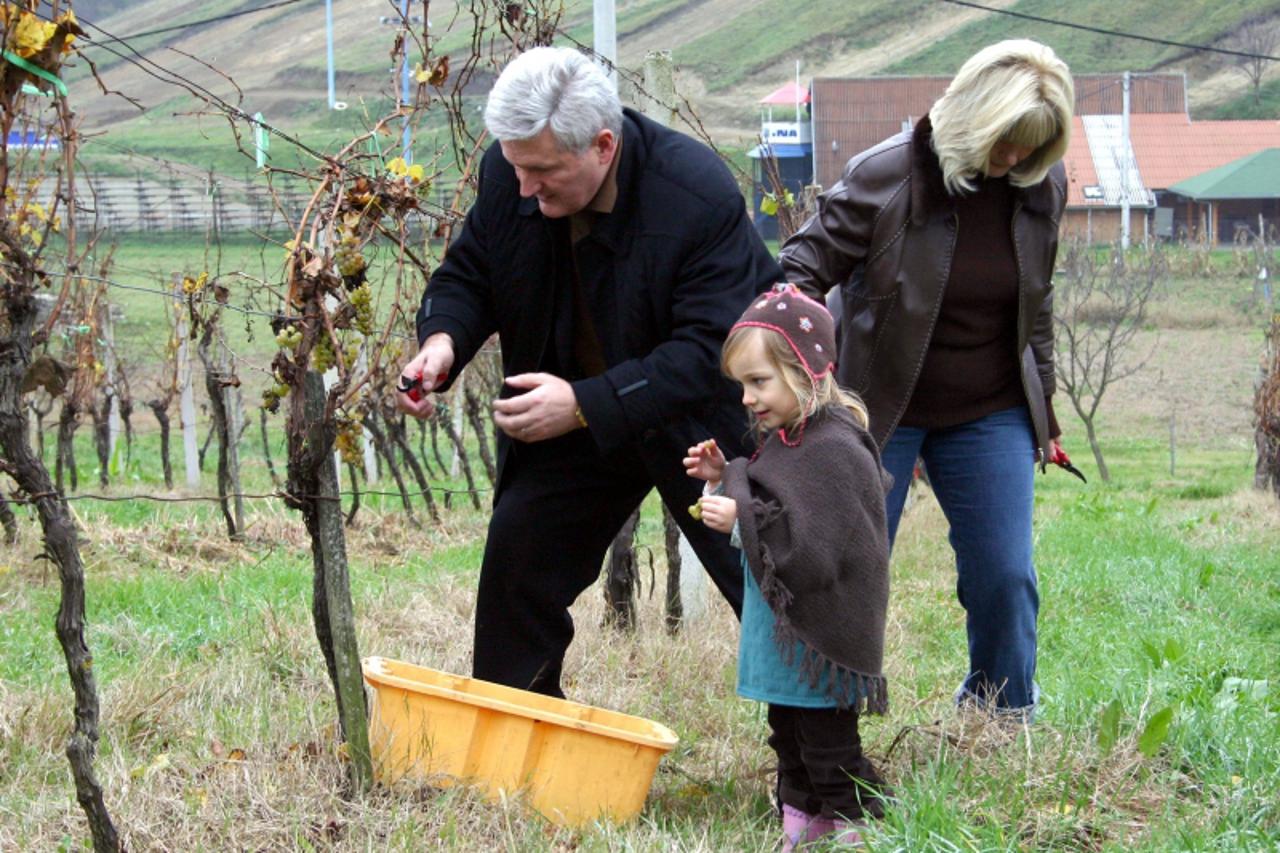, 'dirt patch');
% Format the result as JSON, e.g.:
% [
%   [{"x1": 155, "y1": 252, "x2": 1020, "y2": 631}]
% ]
[{"x1": 1085, "y1": 326, "x2": 1262, "y2": 449}]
